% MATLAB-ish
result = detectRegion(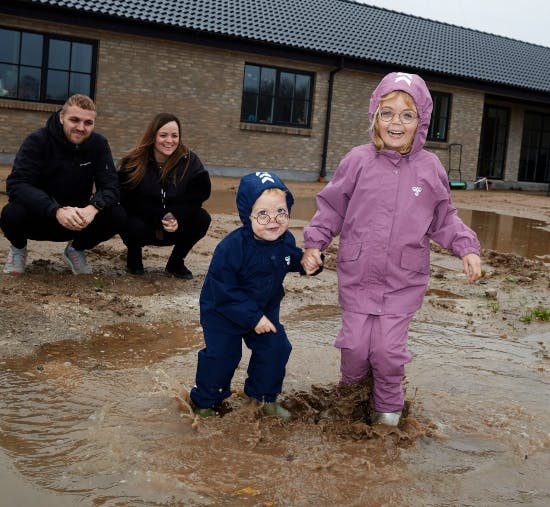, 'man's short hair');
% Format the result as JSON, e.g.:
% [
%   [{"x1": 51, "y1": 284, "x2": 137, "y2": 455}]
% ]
[{"x1": 62, "y1": 94, "x2": 96, "y2": 112}]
